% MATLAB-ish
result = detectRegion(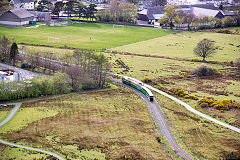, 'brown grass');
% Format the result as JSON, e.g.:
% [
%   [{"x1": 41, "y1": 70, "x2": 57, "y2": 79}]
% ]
[{"x1": 2, "y1": 88, "x2": 170, "y2": 160}]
